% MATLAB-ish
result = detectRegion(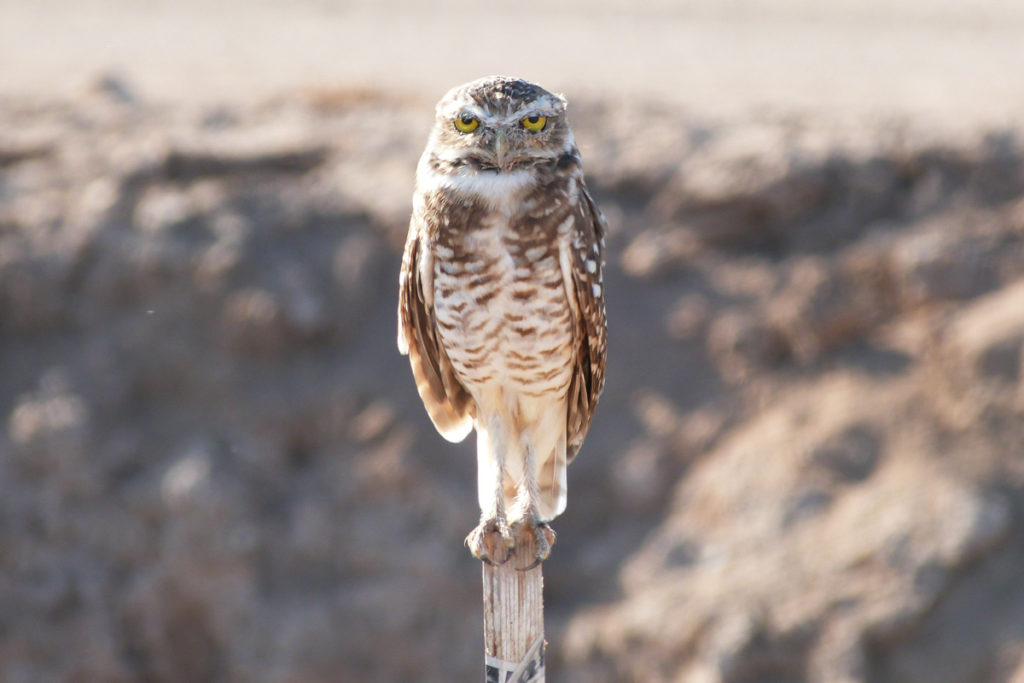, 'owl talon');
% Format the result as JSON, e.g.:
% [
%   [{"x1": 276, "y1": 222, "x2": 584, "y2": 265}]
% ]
[
  {"x1": 510, "y1": 519, "x2": 556, "y2": 571},
  {"x1": 466, "y1": 518, "x2": 513, "y2": 565}
]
